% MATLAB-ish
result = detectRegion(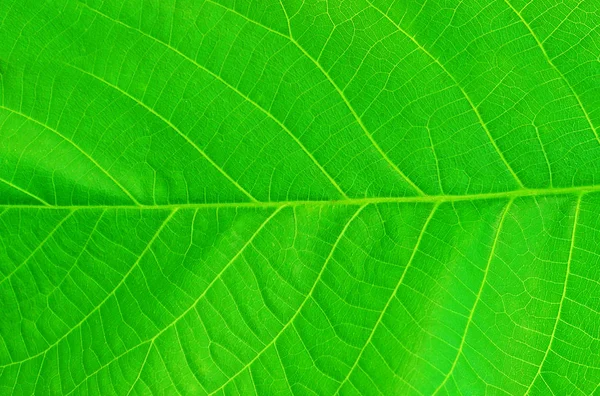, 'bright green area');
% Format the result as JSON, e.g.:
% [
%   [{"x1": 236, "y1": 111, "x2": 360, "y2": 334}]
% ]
[{"x1": 1, "y1": 0, "x2": 600, "y2": 394}]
